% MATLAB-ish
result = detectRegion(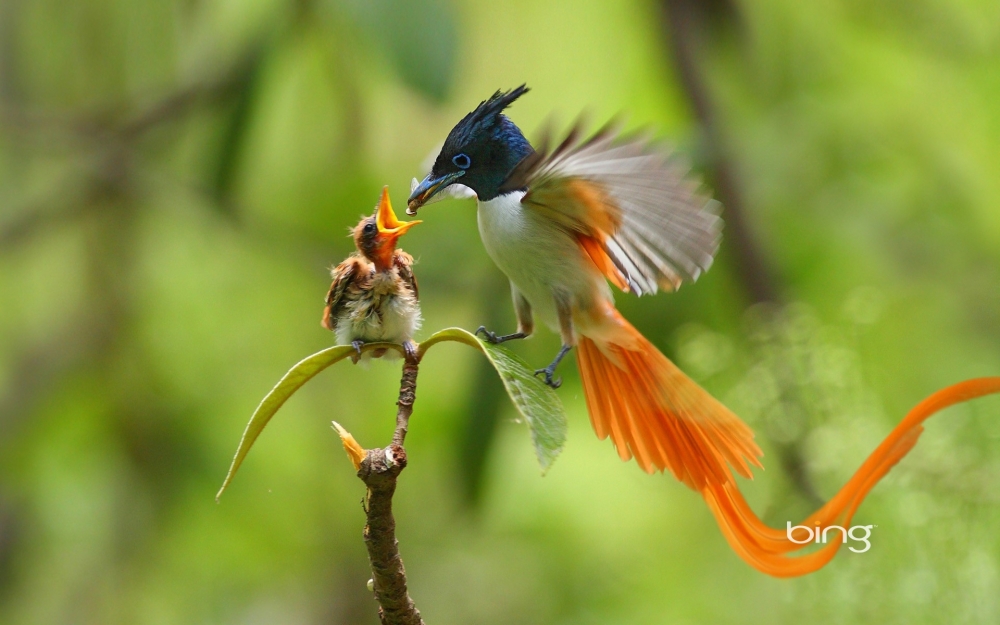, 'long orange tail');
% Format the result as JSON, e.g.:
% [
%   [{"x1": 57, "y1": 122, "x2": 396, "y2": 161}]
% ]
[
  {"x1": 576, "y1": 317, "x2": 763, "y2": 489},
  {"x1": 576, "y1": 315, "x2": 1000, "y2": 576},
  {"x1": 702, "y1": 376, "x2": 1000, "y2": 576}
]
